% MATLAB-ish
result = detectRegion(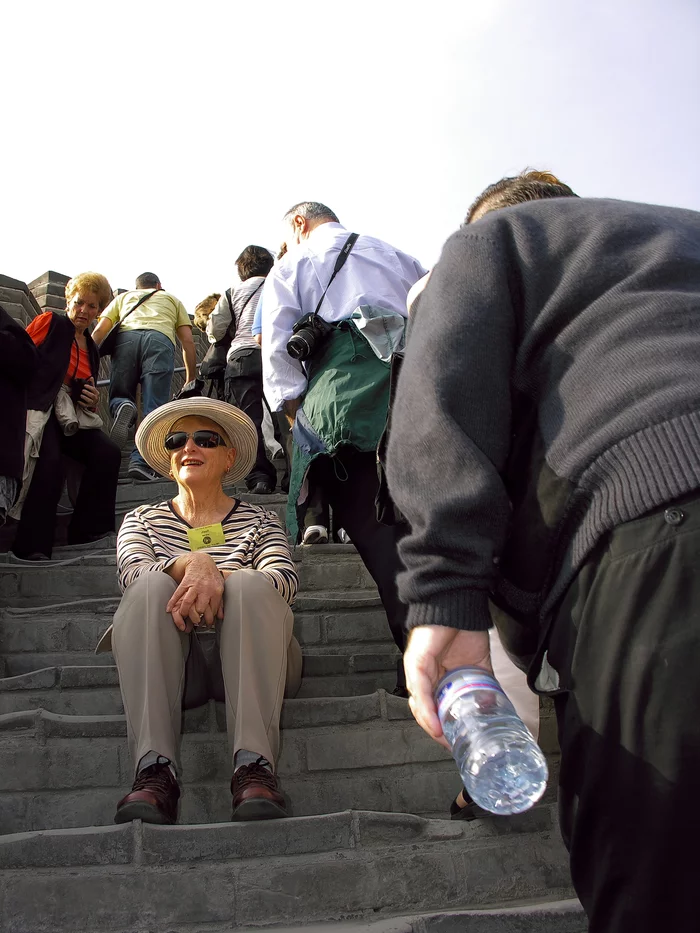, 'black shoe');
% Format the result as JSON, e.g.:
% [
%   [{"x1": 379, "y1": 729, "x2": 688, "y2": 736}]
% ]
[
  {"x1": 450, "y1": 788, "x2": 478, "y2": 821},
  {"x1": 128, "y1": 463, "x2": 161, "y2": 482},
  {"x1": 114, "y1": 762, "x2": 180, "y2": 825},
  {"x1": 391, "y1": 685, "x2": 409, "y2": 699},
  {"x1": 250, "y1": 481, "x2": 273, "y2": 495}
]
